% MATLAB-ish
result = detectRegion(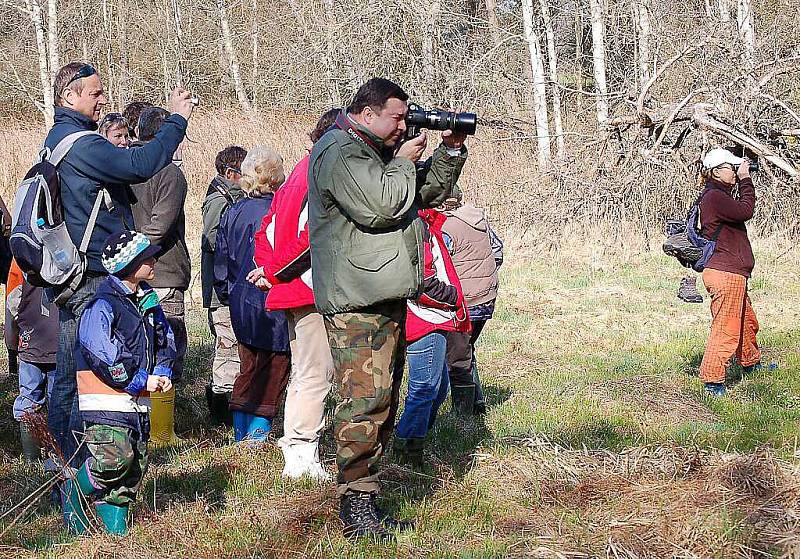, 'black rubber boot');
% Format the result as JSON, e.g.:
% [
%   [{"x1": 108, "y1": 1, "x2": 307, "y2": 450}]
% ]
[
  {"x1": 206, "y1": 385, "x2": 233, "y2": 427},
  {"x1": 392, "y1": 436, "x2": 425, "y2": 468},
  {"x1": 19, "y1": 421, "x2": 41, "y2": 461},
  {"x1": 451, "y1": 384, "x2": 476, "y2": 415},
  {"x1": 340, "y1": 491, "x2": 395, "y2": 542},
  {"x1": 370, "y1": 493, "x2": 415, "y2": 532}
]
